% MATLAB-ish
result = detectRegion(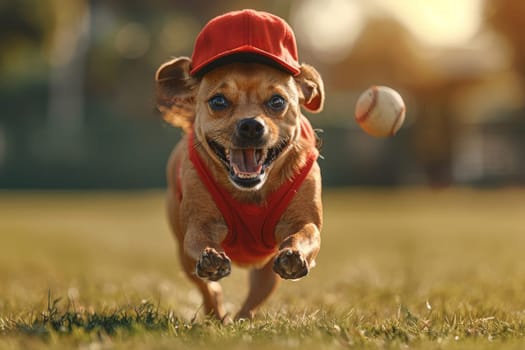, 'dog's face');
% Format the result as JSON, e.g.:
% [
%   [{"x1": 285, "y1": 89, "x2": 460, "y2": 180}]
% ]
[
  {"x1": 195, "y1": 63, "x2": 303, "y2": 190},
  {"x1": 156, "y1": 57, "x2": 324, "y2": 191}
]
